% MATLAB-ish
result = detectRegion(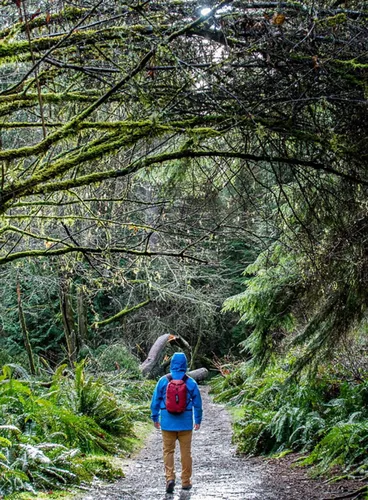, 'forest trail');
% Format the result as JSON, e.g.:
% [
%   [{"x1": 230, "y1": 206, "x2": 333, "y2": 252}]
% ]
[{"x1": 79, "y1": 387, "x2": 277, "y2": 500}]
